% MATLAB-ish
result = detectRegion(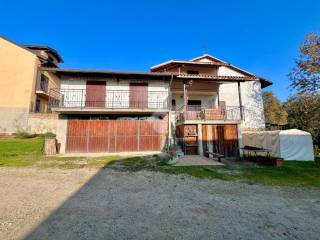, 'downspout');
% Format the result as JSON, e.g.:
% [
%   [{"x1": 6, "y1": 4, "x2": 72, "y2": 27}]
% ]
[
  {"x1": 167, "y1": 74, "x2": 174, "y2": 151},
  {"x1": 238, "y1": 81, "x2": 243, "y2": 120}
]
